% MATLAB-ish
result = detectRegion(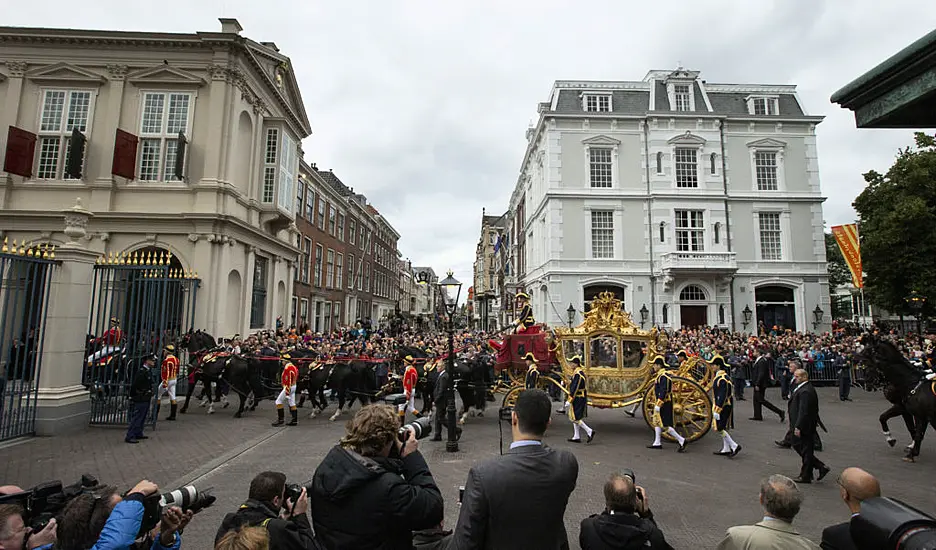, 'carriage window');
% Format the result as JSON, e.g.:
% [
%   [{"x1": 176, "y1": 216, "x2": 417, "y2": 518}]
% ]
[
  {"x1": 621, "y1": 341, "x2": 644, "y2": 369},
  {"x1": 589, "y1": 335, "x2": 618, "y2": 369},
  {"x1": 563, "y1": 339, "x2": 584, "y2": 364}
]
